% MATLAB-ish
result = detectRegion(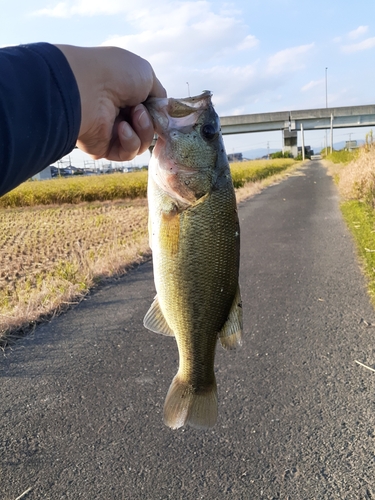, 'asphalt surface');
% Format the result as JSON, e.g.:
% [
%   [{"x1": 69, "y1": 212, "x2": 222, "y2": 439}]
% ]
[{"x1": 2, "y1": 161, "x2": 375, "y2": 499}]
